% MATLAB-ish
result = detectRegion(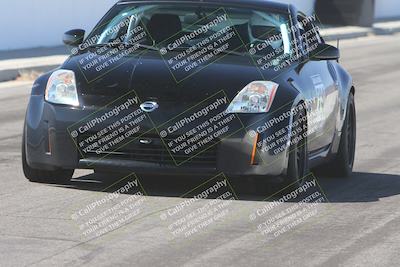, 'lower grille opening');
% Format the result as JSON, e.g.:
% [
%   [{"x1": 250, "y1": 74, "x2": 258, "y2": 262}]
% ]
[{"x1": 78, "y1": 133, "x2": 218, "y2": 167}]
